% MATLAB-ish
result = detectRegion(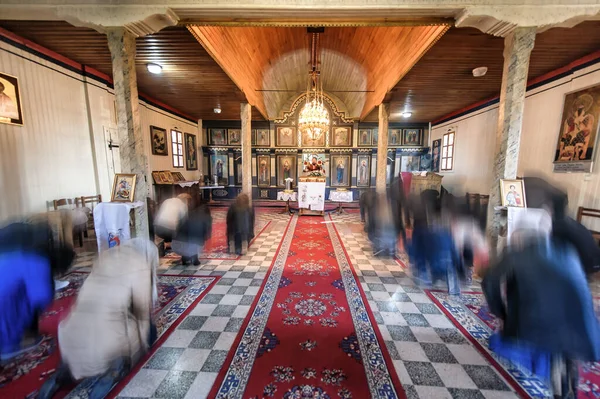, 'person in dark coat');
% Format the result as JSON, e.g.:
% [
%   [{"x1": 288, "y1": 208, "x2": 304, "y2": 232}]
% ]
[
  {"x1": 388, "y1": 176, "x2": 409, "y2": 245},
  {"x1": 172, "y1": 204, "x2": 213, "y2": 265},
  {"x1": 227, "y1": 194, "x2": 255, "y2": 255},
  {"x1": 0, "y1": 221, "x2": 75, "y2": 361},
  {"x1": 483, "y1": 209, "x2": 600, "y2": 398}
]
